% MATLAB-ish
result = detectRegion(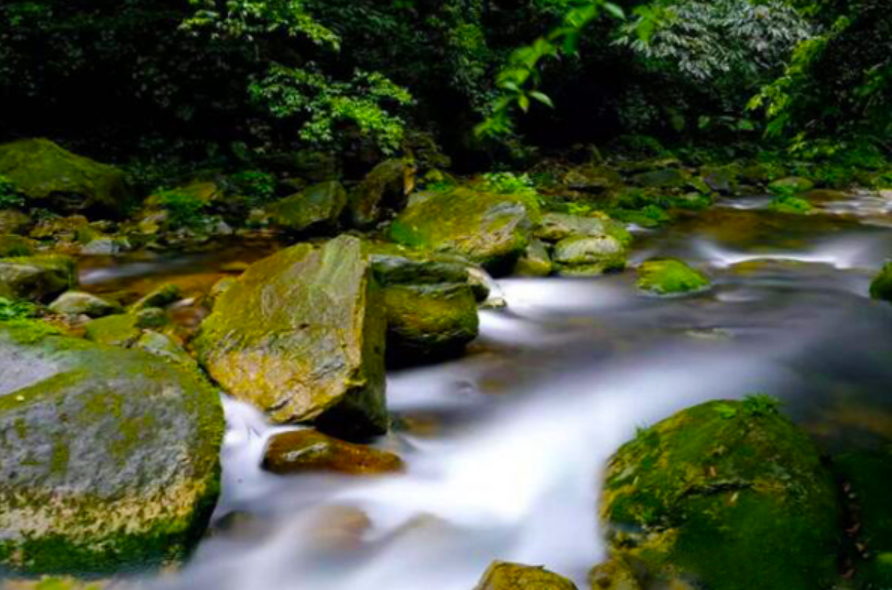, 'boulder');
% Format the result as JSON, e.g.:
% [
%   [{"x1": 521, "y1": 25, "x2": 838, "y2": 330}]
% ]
[
  {"x1": 636, "y1": 259, "x2": 710, "y2": 295},
  {"x1": 84, "y1": 314, "x2": 142, "y2": 347},
  {"x1": 262, "y1": 429, "x2": 404, "y2": 476},
  {"x1": 0, "y1": 256, "x2": 77, "y2": 302},
  {"x1": 0, "y1": 210, "x2": 33, "y2": 235},
  {"x1": 389, "y1": 187, "x2": 534, "y2": 275},
  {"x1": 195, "y1": 236, "x2": 388, "y2": 439},
  {"x1": 769, "y1": 176, "x2": 814, "y2": 195},
  {"x1": 48, "y1": 291, "x2": 122, "y2": 318},
  {"x1": 600, "y1": 399, "x2": 841, "y2": 590},
  {"x1": 699, "y1": 165, "x2": 740, "y2": 195},
  {"x1": 473, "y1": 561, "x2": 578, "y2": 590},
  {"x1": 0, "y1": 139, "x2": 133, "y2": 216},
  {"x1": 588, "y1": 557, "x2": 641, "y2": 590},
  {"x1": 348, "y1": 159, "x2": 412, "y2": 228},
  {"x1": 0, "y1": 235, "x2": 35, "y2": 258},
  {"x1": 0, "y1": 323, "x2": 223, "y2": 574},
  {"x1": 562, "y1": 166, "x2": 622, "y2": 193},
  {"x1": 268, "y1": 181, "x2": 347, "y2": 234},
  {"x1": 130, "y1": 283, "x2": 181, "y2": 312},
  {"x1": 536, "y1": 213, "x2": 632, "y2": 247},
  {"x1": 553, "y1": 236, "x2": 626, "y2": 276},
  {"x1": 869, "y1": 263, "x2": 892, "y2": 302},
  {"x1": 514, "y1": 239, "x2": 553, "y2": 277}
]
